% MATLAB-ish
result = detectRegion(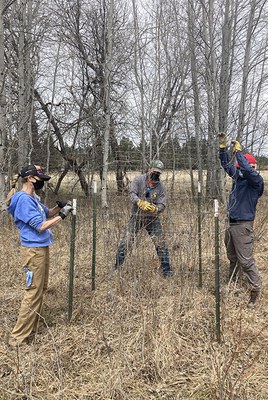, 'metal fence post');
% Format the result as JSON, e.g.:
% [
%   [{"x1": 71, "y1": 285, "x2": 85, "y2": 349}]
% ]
[
  {"x1": 91, "y1": 181, "x2": 97, "y2": 290},
  {"x1": 198, "y1": 181, "x2": 202, "y2": 288},
  {"x1": 214, "y1": 199, "x2": 221, "y2": 343},
  {"x1": 68, "y1": 199, "x2": 77, "y2": 321}
]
